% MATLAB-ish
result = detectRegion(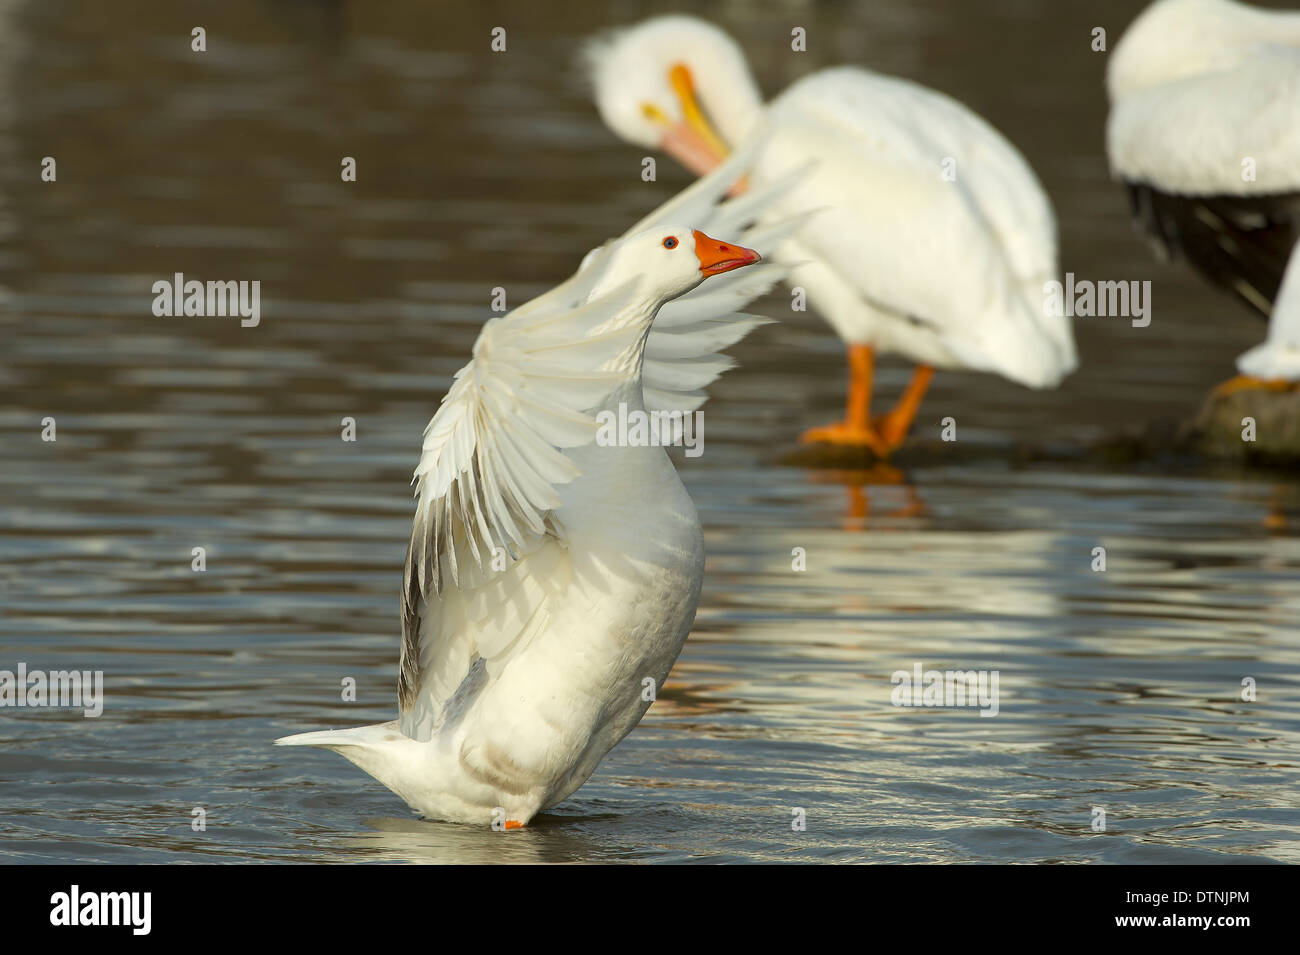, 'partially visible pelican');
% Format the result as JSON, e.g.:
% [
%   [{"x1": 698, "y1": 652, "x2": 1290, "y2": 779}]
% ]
[
  {"x1": 1197, "y1": 240, "x2": 1300, "y2": 462},
  {"x1": 587, "y1": 15, "x2": 1076, "y2": 455},
  {"x1": 1228, "y1": 239, "x2": 1300, "y2": 391},
  {"x1": 1107, "y1": 0, "x2": 1300, "y2": 321}
]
